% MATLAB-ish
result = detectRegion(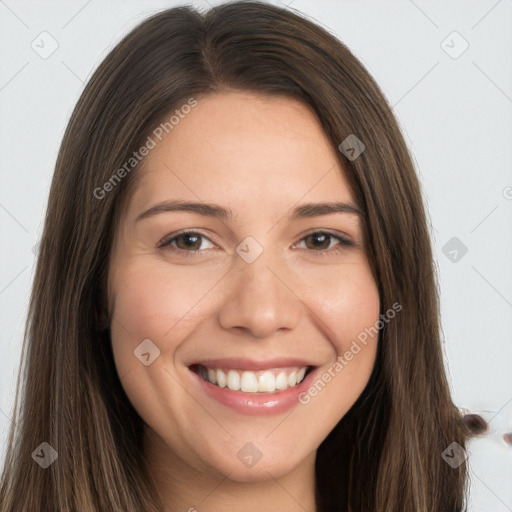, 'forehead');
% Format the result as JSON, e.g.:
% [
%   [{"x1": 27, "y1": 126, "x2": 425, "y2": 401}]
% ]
[{"x1": 127, "y1": 91, "x2": 356, "y2": 220}]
